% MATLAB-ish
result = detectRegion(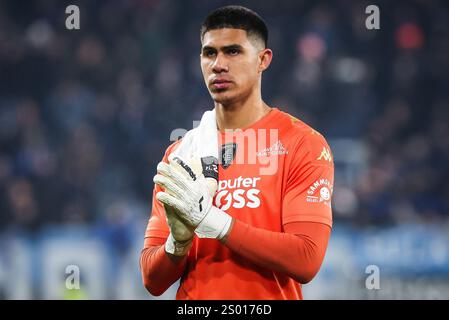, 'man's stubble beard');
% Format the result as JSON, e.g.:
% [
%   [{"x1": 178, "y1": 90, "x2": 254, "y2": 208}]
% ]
[{"x1": 211, "y1": 87, "x2": 253, "y2": 109}]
